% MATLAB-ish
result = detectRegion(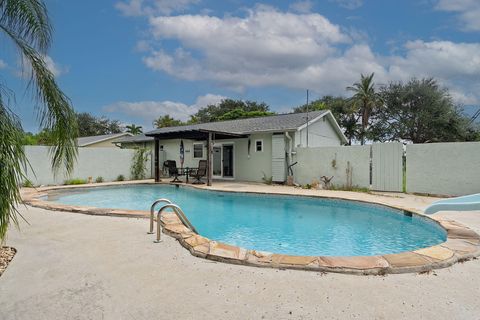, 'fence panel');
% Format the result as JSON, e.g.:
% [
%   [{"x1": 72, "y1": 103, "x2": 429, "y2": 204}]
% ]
[
  {"x1": 294, "y1": 145, "x2": 371, "y2": 188},
  {"x1": 371, "y1": 142, "x2": 403, "y2": 192},
  {"x1": 24, "y1": 146, "x2": 150, "y2": 186},
  {"x1": 406, "y1": 142, "x2": 480, "y2": 196}
]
